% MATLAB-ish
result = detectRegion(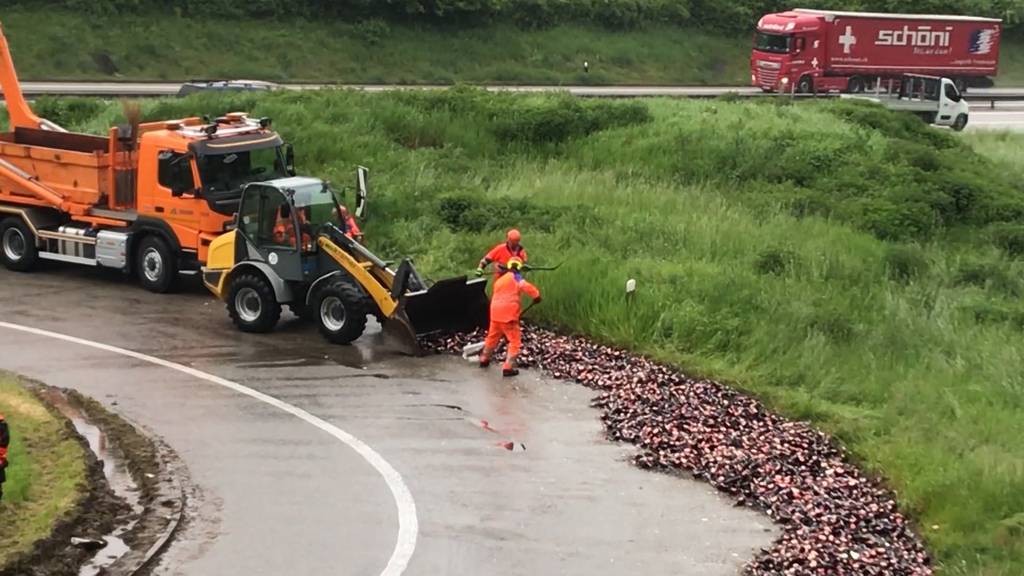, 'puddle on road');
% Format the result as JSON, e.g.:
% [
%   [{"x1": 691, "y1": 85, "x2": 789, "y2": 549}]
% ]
[{"x1": 45, "y1": 391, "x2": 143, "y2": 576}]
